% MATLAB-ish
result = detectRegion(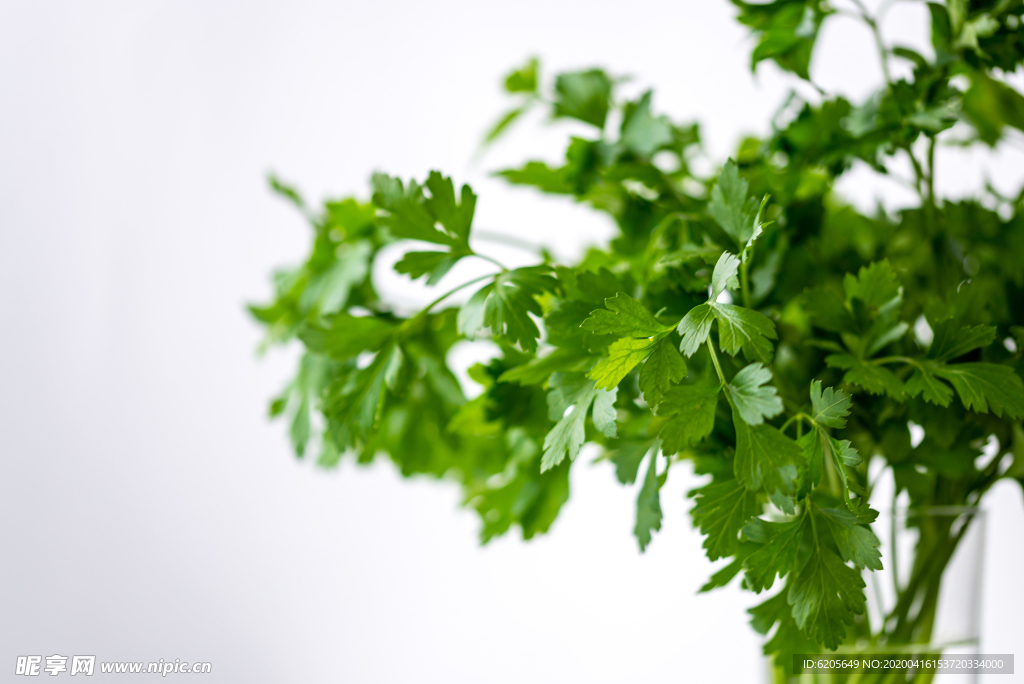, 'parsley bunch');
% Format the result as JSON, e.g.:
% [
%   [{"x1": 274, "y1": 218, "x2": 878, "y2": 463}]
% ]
[{"x1": 252, "y1": 0, "x2": 1024, "y2": 677}]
